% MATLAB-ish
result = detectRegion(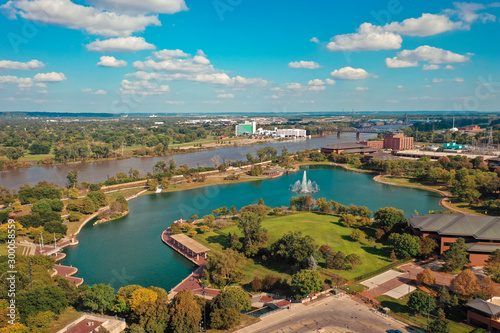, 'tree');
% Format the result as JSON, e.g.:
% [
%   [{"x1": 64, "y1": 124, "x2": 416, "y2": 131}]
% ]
[
  {"x1": 230, "y1": 205, "x2": 236, "y2": 216},
  {"x1": 388, "y1": 233, "x2": 420, "y2": 259},
  {"x1": 68, "y1": 188, "x2": 79, "y2": 199},
  {"x1": 169, "y1": 159, "x2": 177, "y2": 172},
  {"x1": 345, "y1": 253, "x2": 362, "y2": 269},
  {"x1": 326, "y1": 251, "x2": 346, "y2": 270},
  {"x1": 316, "y1": 197, "x2": 331, "y2": 214},
  {"x1": 452, "y1": 175, "x2": 481, "y2": 203},
  {"x1": 83, "y1": 284, "x2": 115, "y2": 314},
  {"x1": 26, "y1": 311, "x2": 55, "y2": 333},
  {"x1": 271, "y1": 231, "x2": 317, "y2": 265},
  {"x1": 80, "y1": 197, "x2": 97, "y2": 214},
  {"x1": 210, "y1": 308, "x2": 240, "y2": 330},
  {"x1": 350, "y1": 229, "x2": 366, "y2": 242},
  {"x1": 129, "y1": 288, "x2": 158, "y2": 312},
  {"x1": 291, "y1": 269, "x2": 323, "y2": 299},
  {"x1": 236, "y1": 212, "x2": 265, "y2": 246},
  {"x1": 429, "y1": 309, "x2": 450, "y2": 333},
  {"x1": 258, "y1": 198, "x2": 265, "y2": 205},
  {"x1": 17, "y1": 285, "x2": 68, "y2": 320},
  {"x1": 416, "y1": 267, "x2": 436, "y2": 286},
  {"x1": 374, "y1": 207, "x2": 406, "y2": 231},
  {"x1": 211, "y1": 287, "x2": 251, "y2": 312},
  {"x1": 485, "y1": 249, "x2": 500, "y2": 282},
  {"x1": 66, "y1": 169, "x2": 78, "y2": 188},
  {"x1": 206, "y1": 249, "x2": 246, "y2": 284},
  {"x1": 443, "y1": 238, "x2": 469, "y2": 272},
  {"x1": 450, "y1": 269, "x2": 478, "y2": 297},
  {"x1": 479, "y1": 276, "x2": 499, "y2": 296},
  {"x1": 168, "y1": 290, "x2": 202, "y2": 333},
  {"x1": 419, "y1": 237, "x2": 438, "y2": 258},
  {"x1": 340, "y1": 214, "x2": 357, "y2": 228},
  {"x1": 251, "y1": 276, "x2": 263, "y2": 291},
  {"x1": 408, "y1": 291, "x2": 435, "y2": 315}
]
